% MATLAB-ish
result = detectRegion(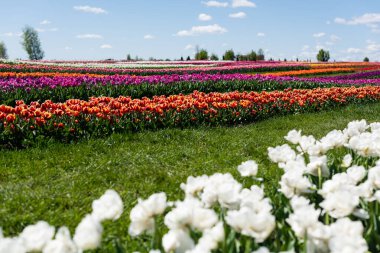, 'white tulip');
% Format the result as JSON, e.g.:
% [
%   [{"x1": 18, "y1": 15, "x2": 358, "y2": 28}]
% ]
[
  {"x1": 129, "y1": 193, "x2": 167, "y2": 236},
  {"x1": 43, "y1": 227, "x2": 77, "y2": 253},
  {"x1": 343, "y1": 120, "x2": 368, "y2": 137},
  {"x1": 341, "y1": 154, "x2": 352, "y2": 168},
  {"x1": 279, "y1": 168, "x2": 314, "y2": 198},
  {"x1": 73, "y1": 215, "x2": 103, "y2": 250},
  {"x1": 19, "y1": 221, "x2": 55, "y2": 252},
  {"x1": 0, "y1": 237, "x2": 26, "y2": 253},
  {"x1": 162, "y1": 229, "x2": 194, "y2": 253},
  {"x1": 237, "y1": 160, "x2": 258, "y2": 177},
  {"x1": 92, "y1": 189, "x2": 123, "y2": 222},
  {"x1": 285, "y1": 129, "x2": 302, "y2": 144},
  {"x1": 180, "y1": 175, "x2": 209, "y2": 198},
  {"x1": 320, "y1": 190, "x2": 359, "y2": 218},
  {"x1": 306, "y1": 155, "x2": 329, "y2": 177},
  {"x1": 226, "y1": 207, "x2": 275, "y2": 243},
  {"x1": 329, "y1": 218, "x2": 368, "y2": 253},
  {"x1": 251, "y1": 247, "x2": 270, "y2": 253},
  {"x1": 164, "y1": 198, "x2": 218, "y2": 231},
  {"x1": 200, "y1": 173, "x2": 242, "y2": 209},
  {"x1": 286, "y1": 197, "x2": 321, "y2": 238},
  {"x1": 268, "y1": 144, "x2": 296, "y2": 163},
  {"x1": 347, "y1": 166, "x2": 366, "y2": 184}
]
